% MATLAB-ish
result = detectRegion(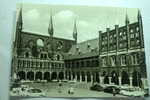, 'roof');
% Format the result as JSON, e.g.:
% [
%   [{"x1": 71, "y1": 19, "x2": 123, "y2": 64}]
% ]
[
  {"x1": 22, "y1": 30, "x2": 75, "y2": 41},
  {"x1": 64, "y1": 38, "x2": 99, "y2": 60},
  {"x1": 69, "y1": 38, "x2": 99, "y2": 54}
]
